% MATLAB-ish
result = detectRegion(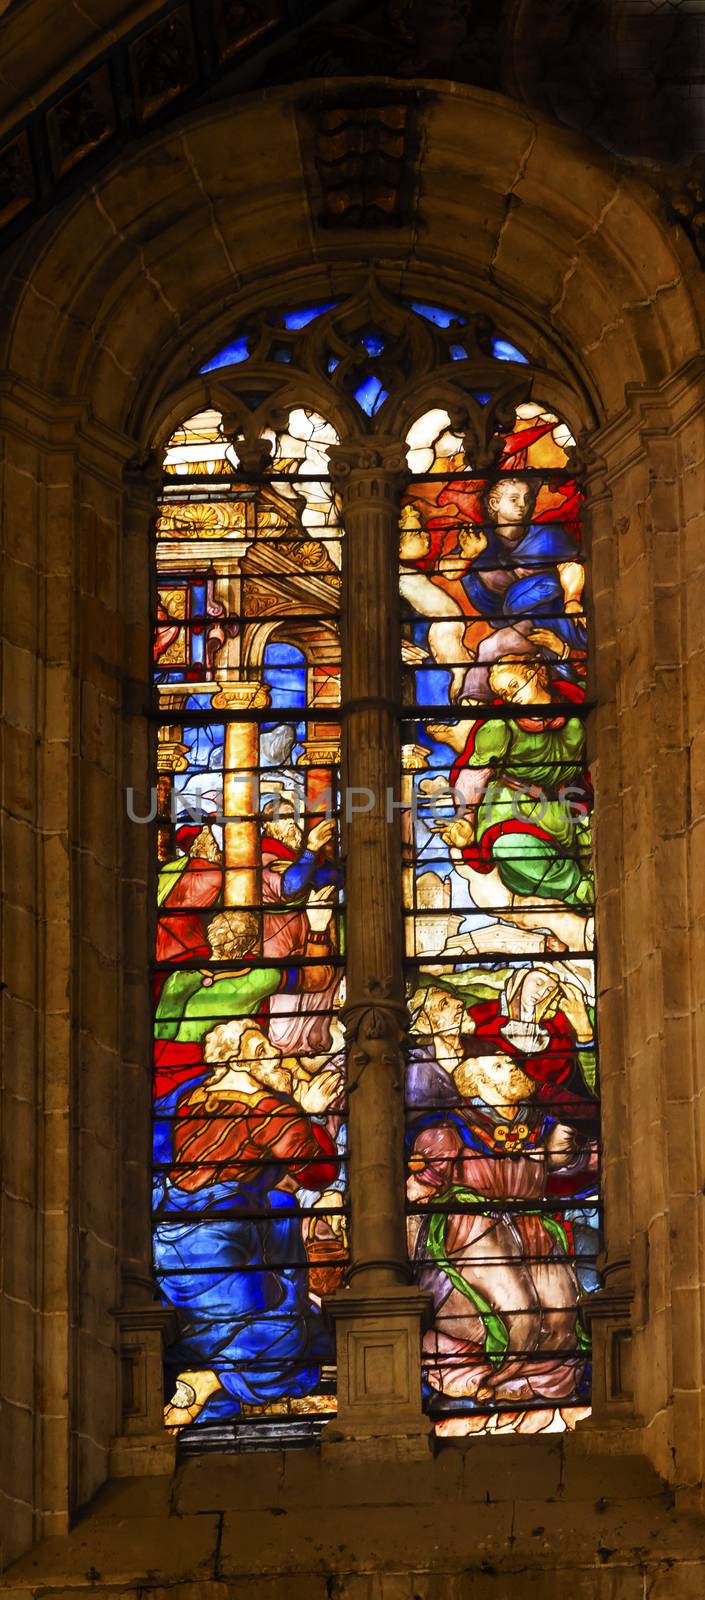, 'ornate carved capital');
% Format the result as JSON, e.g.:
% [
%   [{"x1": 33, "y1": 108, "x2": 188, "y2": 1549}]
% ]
[
  {"x1": 156, "y1": 731, "x2": 189, "y2": 774},
  {"x1": 343, "y1": 981, "x2": 410, "y2": 1091},
  {"x1": 297, "y1": 738, "x2": 341, "y2": 766},
  {"x1": 329, "y1": 438, "x2": 409, "y2": 507}
]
